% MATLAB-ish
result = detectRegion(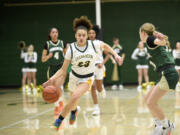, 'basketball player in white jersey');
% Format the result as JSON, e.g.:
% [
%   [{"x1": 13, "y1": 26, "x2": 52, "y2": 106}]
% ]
[
  {"x1": 88, "y1": 25, "x2": 114, "y2": 115},
  {"x1": 43, "y1": 16, "x2": 122, "y2": 130}
]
